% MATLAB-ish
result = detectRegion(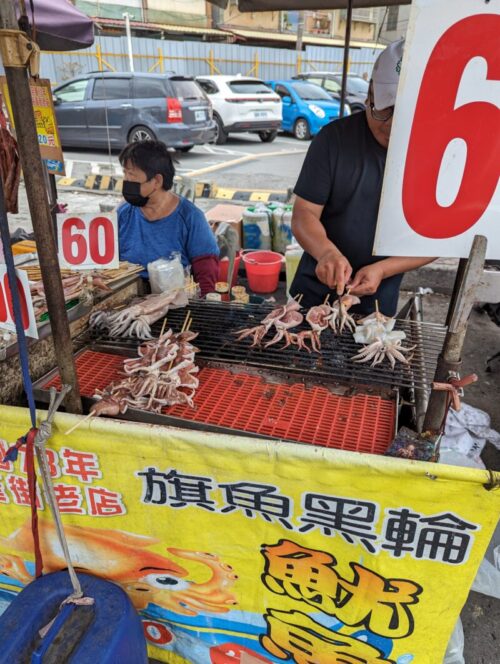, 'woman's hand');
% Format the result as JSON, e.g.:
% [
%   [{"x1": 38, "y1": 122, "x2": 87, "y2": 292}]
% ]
[
  {"x1": 315, "y1": 249, "x2": 352, "y2": 295},
  {"x1": 348, "y1": 263, "x2": 386, "y2": 297}
]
